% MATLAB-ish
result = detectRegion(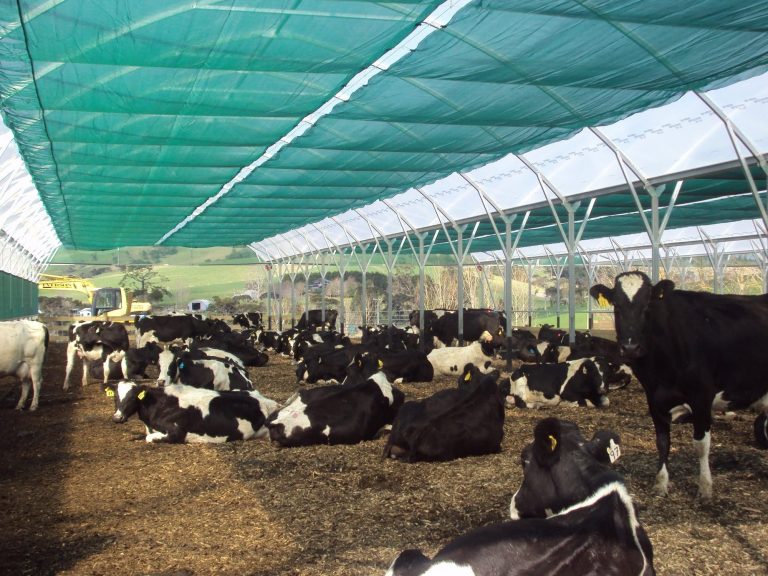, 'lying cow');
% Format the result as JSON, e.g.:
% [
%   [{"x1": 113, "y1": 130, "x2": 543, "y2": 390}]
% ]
[
  {"x1": 426, "y1": 331, "x2": 495, "y2": 377},
  {"x1": 157, "y1": 347, "x2": 253, "y2": 390},
  {"x1": 386, "y1": 417, "x2": 654, "y2": 576},
  {"x1": 106, "y1": 381, "x2": 278, "y2": 443},
  {"x1": 348, "y1": 350, "x2": 434, "y2": 384},
  {"x1": 384, "y1": 363, "x2": 506, "y2": 462},
  {"x1": 508, "y1": 358, "x2": 609, "y2": 409},
  {"x1": 64, "y1": 320, "x2": 129, "y2": 388},
  {"x1": 267, "y1": 371, "x2": 404, "y2": 447},
  {"x1": 0, "y1": 320, "x2": 49, "y2": 411},
  {"x1": 232, "y1": 312, "x2": 262, "y2": 329}
]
